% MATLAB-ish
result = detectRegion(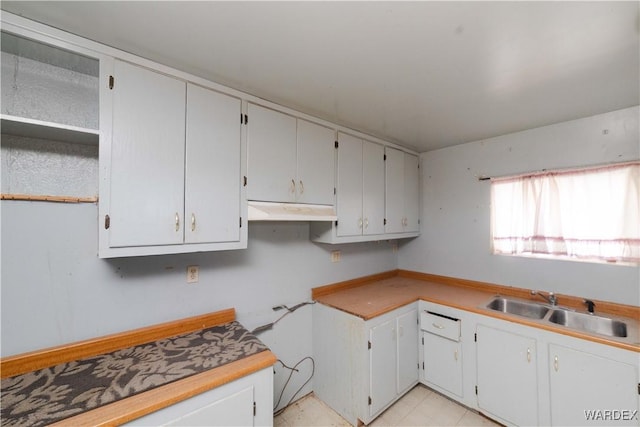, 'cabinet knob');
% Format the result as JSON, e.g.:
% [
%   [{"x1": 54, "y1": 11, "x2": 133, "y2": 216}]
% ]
[
  {"x1": 290, "y1": 179, "x2": 296, "y2": 194},
  {"x1": 553, "y1": 355, "x2": 559, "y2": 371},
  {"x1": 299, "y1": 180, "x2": 304, "y2": 195},
  {"x1": 358, "y1": 218, "x2": 363, "y2": 229},
  {"x1": 191, "y1": 213, "x2": 196, "y2": 232},
  {"x1": 432, "y1": 323, "x2": 445, "y2": 329},
  {"x1": 454, "y1": 349, "x2": 458, "y2": 361},
  {"x1": 364, "y1": 218, "x2": 369, "y2": 229},
  {"x1": 175, "y1": 213, "x2": 180, "y2": 232},
  {"x1": 527, "y1": 348, "x2": 531, "y2": 363}
]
